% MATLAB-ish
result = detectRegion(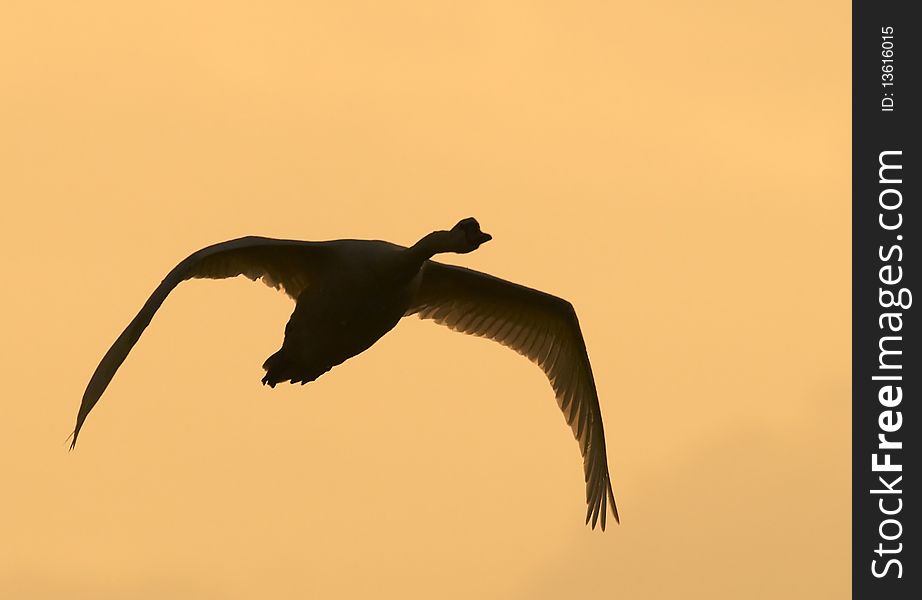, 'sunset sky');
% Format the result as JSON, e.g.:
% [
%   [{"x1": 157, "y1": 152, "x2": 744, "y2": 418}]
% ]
[{"x1": 1, "y1": 2, "x2": 849, "y2": 597}]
